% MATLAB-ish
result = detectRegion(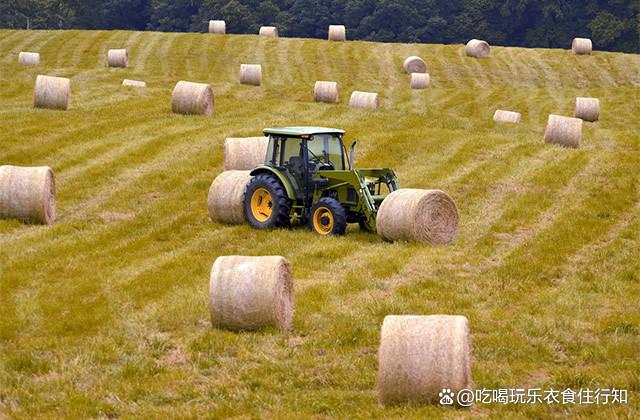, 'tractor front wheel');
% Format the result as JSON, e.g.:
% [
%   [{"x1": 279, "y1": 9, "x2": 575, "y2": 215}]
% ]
[
  {"x1": 244, "y1": 174, "x2": 292, "y2": 229},
  {"x1": 310, "y1": 198, "x2": 347, "y2": 236}
]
